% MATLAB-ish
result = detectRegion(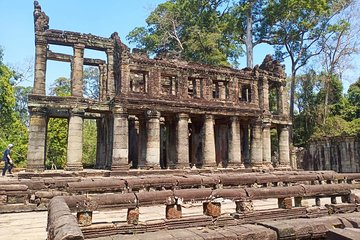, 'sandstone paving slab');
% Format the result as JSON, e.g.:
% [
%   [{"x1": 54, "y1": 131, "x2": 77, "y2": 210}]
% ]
[
  {"x1": 327, "y1": 228, "x2": 360, "y2": 240},
  {"x1": 0, "y1": 211, "x2": 47, "y2": 240}
]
